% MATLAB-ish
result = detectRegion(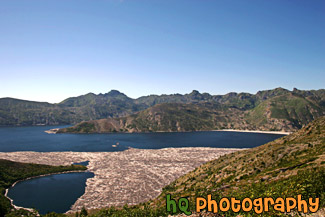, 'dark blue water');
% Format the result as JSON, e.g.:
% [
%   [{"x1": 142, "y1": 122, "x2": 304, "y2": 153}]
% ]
[
  {"x1": 73, "y1": 161, "x2": 90, "y2": 166},
  {"x1": 7, "y1": 172, "x2": 94, "y2": 215},
  {"x1": 0, "y1": 125, "x2": 284, "y2": 152}
]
